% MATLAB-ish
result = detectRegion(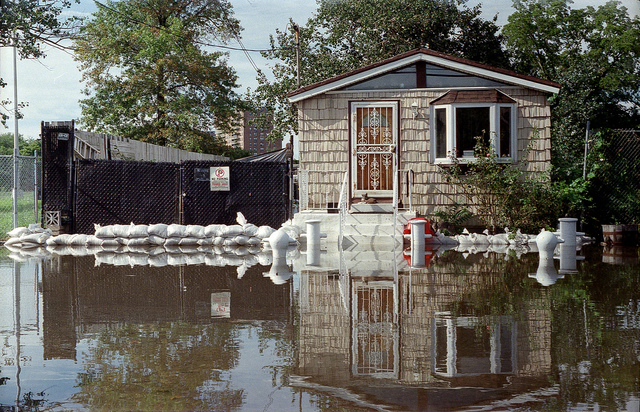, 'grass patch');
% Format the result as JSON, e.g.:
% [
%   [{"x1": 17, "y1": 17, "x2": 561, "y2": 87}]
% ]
[{"x1": 0, "y1": 190, "x2": 41, "y2": 240}]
